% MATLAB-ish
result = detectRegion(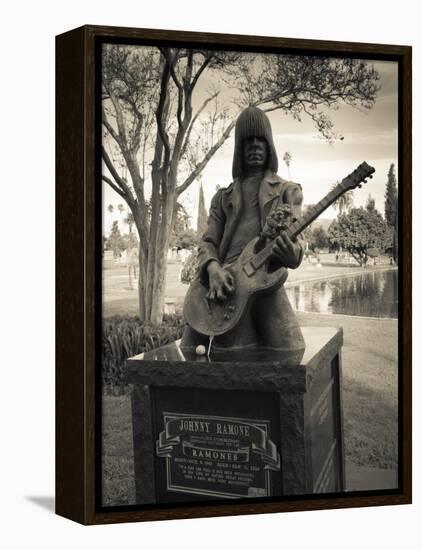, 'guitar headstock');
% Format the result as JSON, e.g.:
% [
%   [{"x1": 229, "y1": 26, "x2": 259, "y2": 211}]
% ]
[{"x1": 340, "y1": 162, "x2": 376, "y2": 191}]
